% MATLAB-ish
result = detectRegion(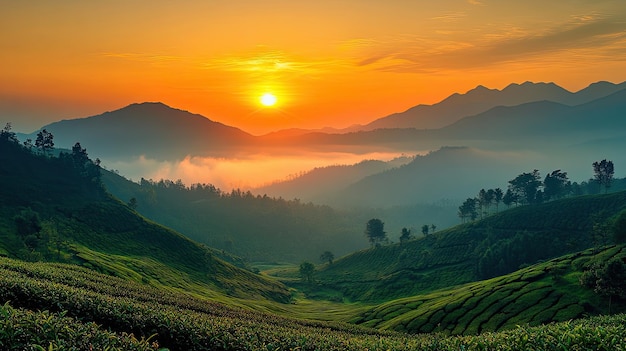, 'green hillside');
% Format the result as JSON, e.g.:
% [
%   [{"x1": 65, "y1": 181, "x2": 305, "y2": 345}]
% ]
[
  {"x1": 101, "y1": 170, "x2": 368, "y2": 263},
  {"x1": 351, "y1": 245, "x2": 626, "y2": 335},
  {"x1": 0, "y1": 137, "x2": 290, "y2": 303},
  {"x1": 2, "y1": 256, "x2": 626, "y2": 351},
  {"x1": 307, "y1": 191, "x2": 626, "y2": 302}
]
